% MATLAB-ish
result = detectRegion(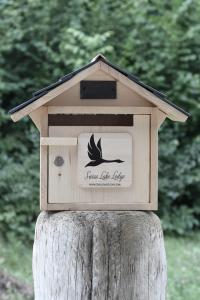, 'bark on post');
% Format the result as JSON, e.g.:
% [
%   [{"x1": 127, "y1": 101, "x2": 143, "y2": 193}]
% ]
[{"x1": 33, "y1": 211, "x2": 167, "y2": 300}]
